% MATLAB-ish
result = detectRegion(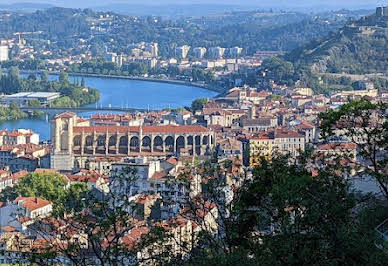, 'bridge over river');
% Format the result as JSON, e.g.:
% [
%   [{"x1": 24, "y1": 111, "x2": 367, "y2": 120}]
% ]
[{"x1": 20, "y1": 106, "x2": 156, "y2": 114}]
